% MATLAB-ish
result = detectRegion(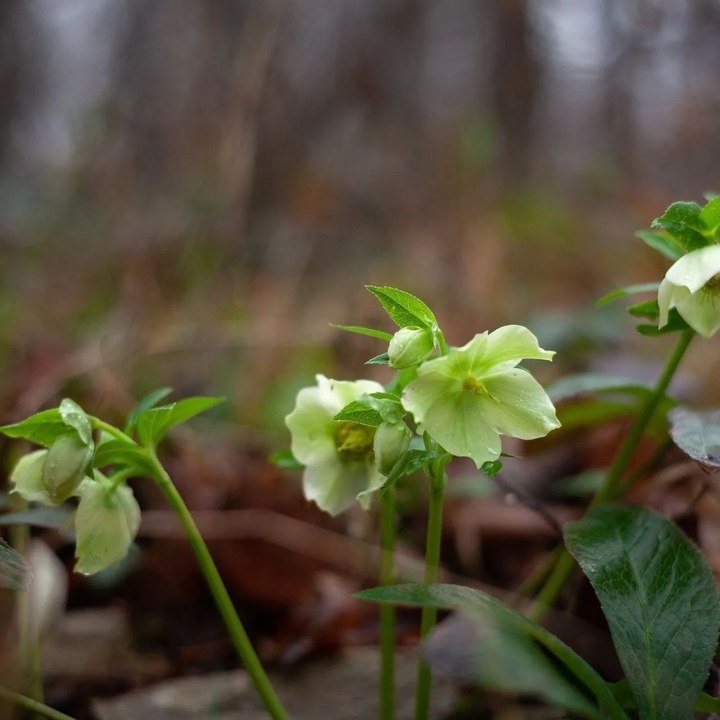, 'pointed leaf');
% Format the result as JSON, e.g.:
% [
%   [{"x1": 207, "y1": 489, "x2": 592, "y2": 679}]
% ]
[
  {"x1": 125, "y1": 387, "x2": 173, "y2": 433},
  {"x1": 564, "y1": 505, "x2": 720, "y2": 720},
  {"x1": 668, "y1": 407, "x2": 720, "y2": 471},
  {"x1": 135, "y1": 396, "x2": 224, "y2": 446},
  {"x1": 627, "y1": 300, "x2": 659, "y2": 320},
  {"x1": 700, "y1": 196, "x2": 720, "y2": 239},
  {"x1": 635, "y1": 308, "x2": 690, "y2": 336},
  {"x1": 366, "y1": 286, "x2": 438, "y2": 330},
  {"x1": 0, "y1": 409, "x2": 67, "y2": 447},
  {"x1": 357, "y1": 583, "x2": 628, "y2": 720},
  {"x1": 331, "y1": 324, "x2": 393, "y2": 342},
  {"x1": 365, "y1": 352, "x2": 390, "y2": 365},
  {"x1": 635, "y1": 231, "x2": 683, "y2": 262},
  {"x1": 651, "y1": 202, "x2": 708, "y2": 252},
  {"x1": 596, "y1": 282, "x2": 662, "y2": 307}
]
